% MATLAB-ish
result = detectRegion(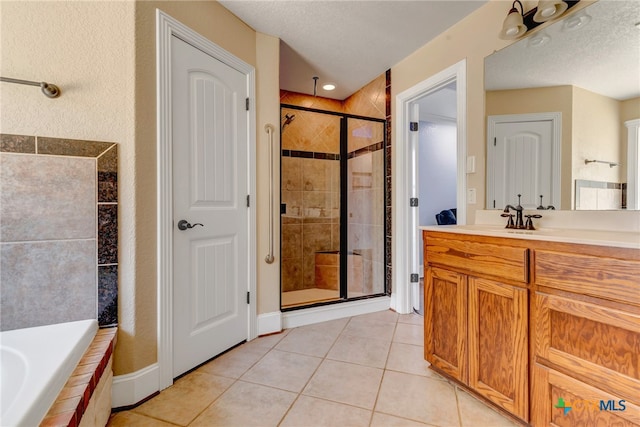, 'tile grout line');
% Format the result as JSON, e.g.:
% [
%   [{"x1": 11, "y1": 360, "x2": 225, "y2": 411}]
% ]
[
  {"x1": 275, "y1": 316, "x2": 351, "y2": 426},
  {"x1": 453, "y1": 385, "x2": 465, "y2": 427},
  {"x1": 366, "y1": 315, "x2": 399, "y2": 427},
  {"x1": 186, "y1": 331, "x2": 291, "y2": 426}
]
